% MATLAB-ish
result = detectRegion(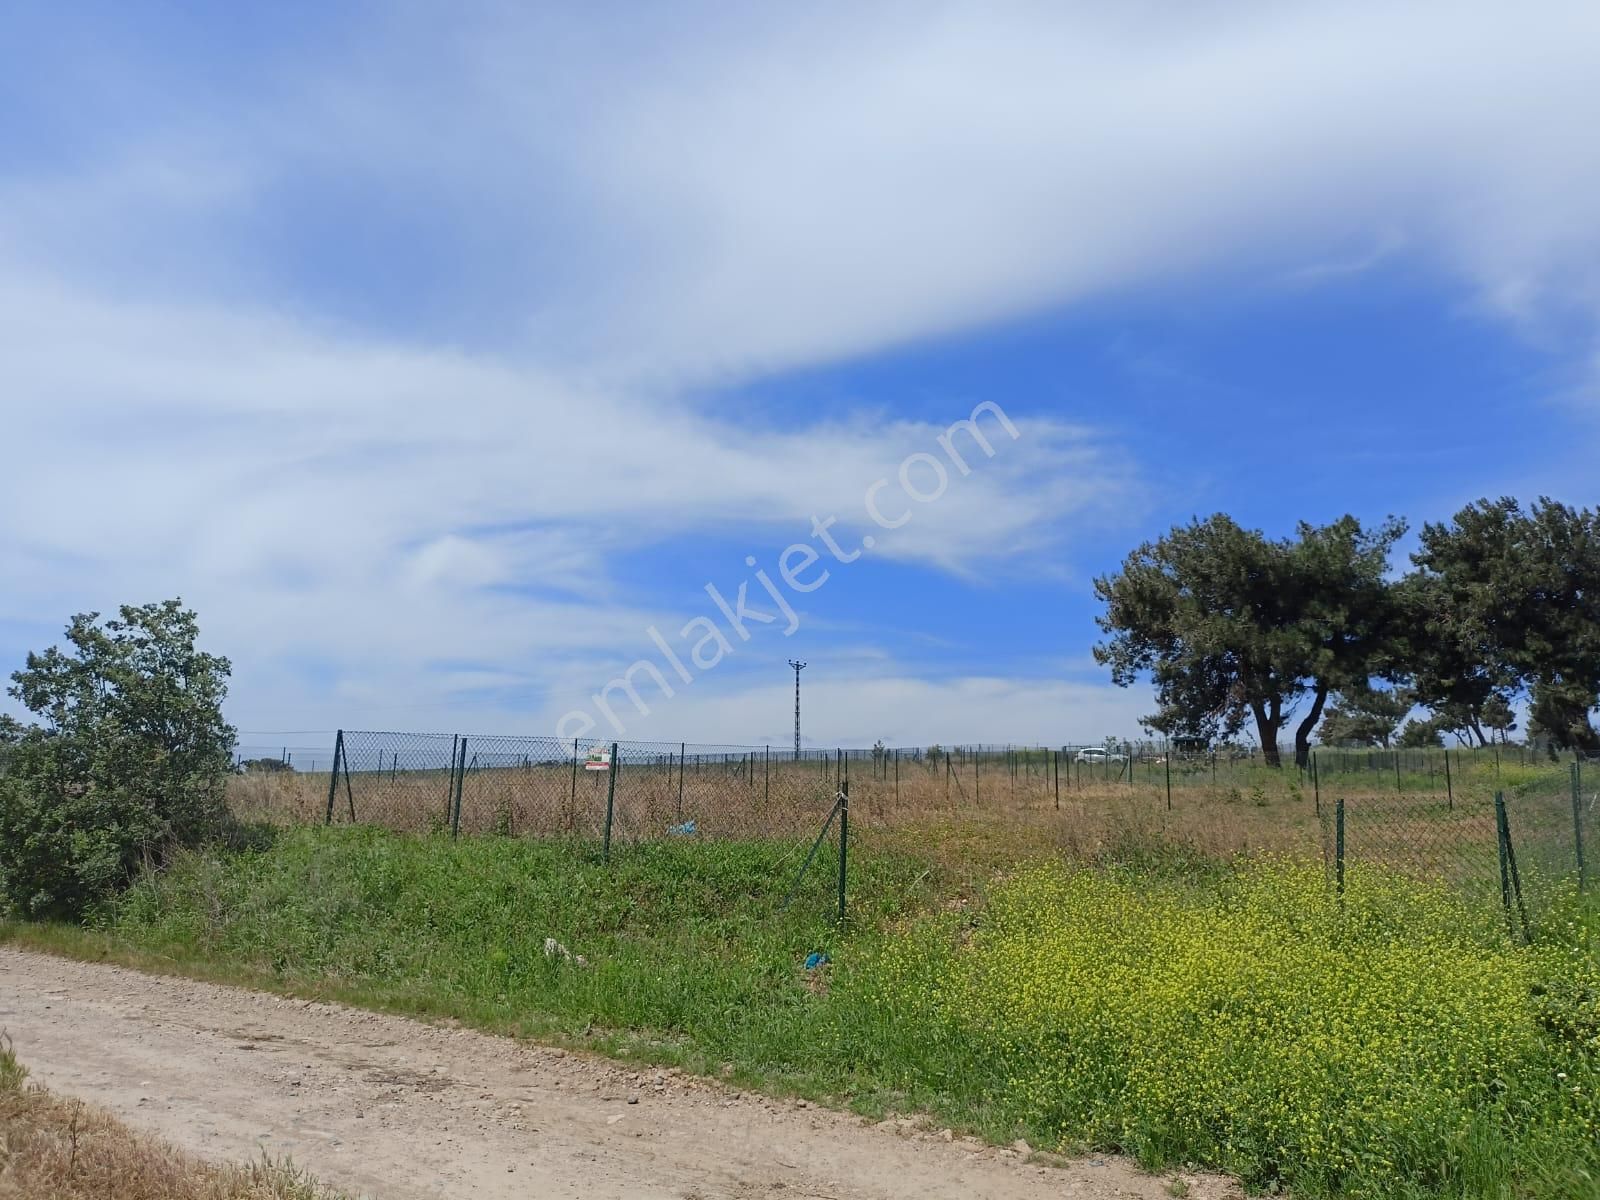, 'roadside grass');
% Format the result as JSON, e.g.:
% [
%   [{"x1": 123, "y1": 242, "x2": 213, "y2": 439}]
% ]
[
  {"x1": 5, "y1": 825, "x2": 1598, "y2": 1199},
  {"x1": 0, "y1": 1035, "x2": 349, "y2": 1199}
]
